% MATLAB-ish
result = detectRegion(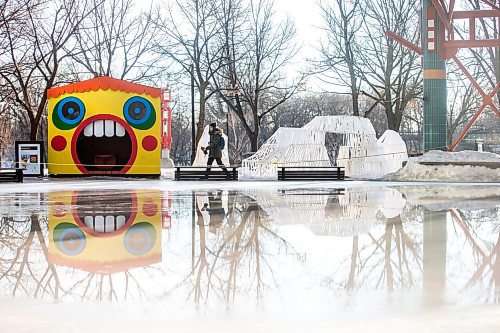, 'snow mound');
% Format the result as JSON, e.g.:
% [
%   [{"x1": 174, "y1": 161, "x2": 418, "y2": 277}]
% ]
[
  {"x1": 386, "y1": 150, "x2": 500, "y2": 182},
  {"x1": 416, "y1": 150, "x2": 500, "y2": 163}
]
